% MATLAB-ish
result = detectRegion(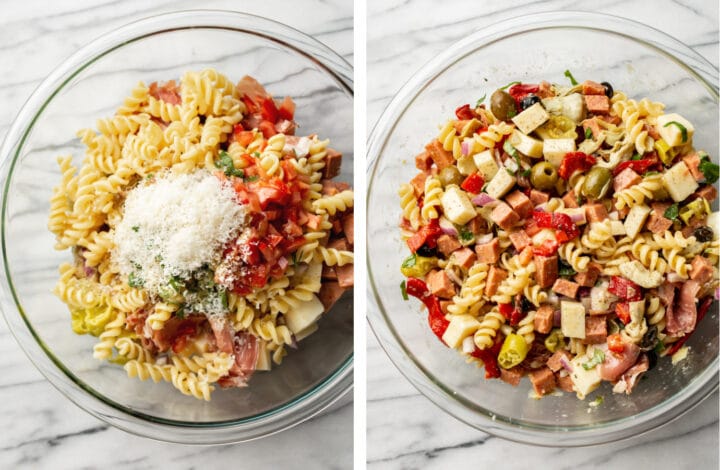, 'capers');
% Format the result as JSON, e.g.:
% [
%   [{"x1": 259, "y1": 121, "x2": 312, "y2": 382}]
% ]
[
  {"x1": 438, "y1": 166, "x2": 463, "y2": 187},
  {"x1": 520, "y1": 94, "x2": 541, "y2": 110},
  {"x1": 601, "y1": 81, "x2": 614, "y2": 98},
  {"x1": 490, "y1": 89, "x2": 517, "y2": 121},
  {"x1": 581, "y1": 166, "x2": 612, "y2": 199},
  {"x1": 530, "y1": 161, "x2": 559, "y2": 190}
]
